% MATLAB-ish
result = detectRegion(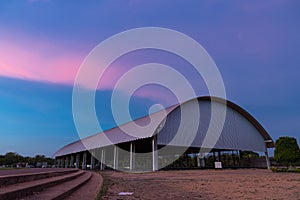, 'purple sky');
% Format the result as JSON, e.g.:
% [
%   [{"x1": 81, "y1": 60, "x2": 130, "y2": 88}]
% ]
[{"x1": 0, "y1": 0, "x2": 299, "y2": 156}]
